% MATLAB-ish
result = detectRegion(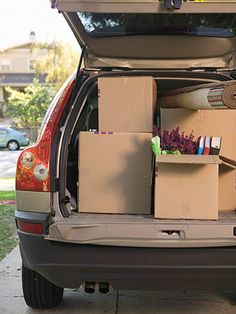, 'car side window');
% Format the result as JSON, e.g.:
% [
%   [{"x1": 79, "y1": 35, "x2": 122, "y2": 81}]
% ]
[{"x1": 0, "y1": 129, "x2": 8, "y2": 134}]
